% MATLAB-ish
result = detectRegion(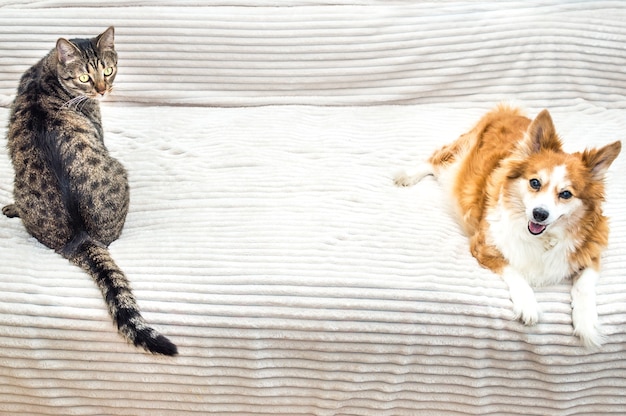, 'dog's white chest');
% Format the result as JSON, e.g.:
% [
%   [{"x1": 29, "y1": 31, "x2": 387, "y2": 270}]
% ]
[{"x1": 486, "y1": 204, "x2": 574, "y2": 287}]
